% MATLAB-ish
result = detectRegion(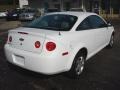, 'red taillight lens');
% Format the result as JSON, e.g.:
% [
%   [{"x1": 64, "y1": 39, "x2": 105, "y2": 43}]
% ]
[
  {"x1": 35, "y1": 41, "x2": 41, "y2": 48},
  {"x1": 46, "y1": 42, "x2": 56, "y2": 51},
  {"x1": 9, "y1": 36, "x2": 12, "y2": 42}
]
